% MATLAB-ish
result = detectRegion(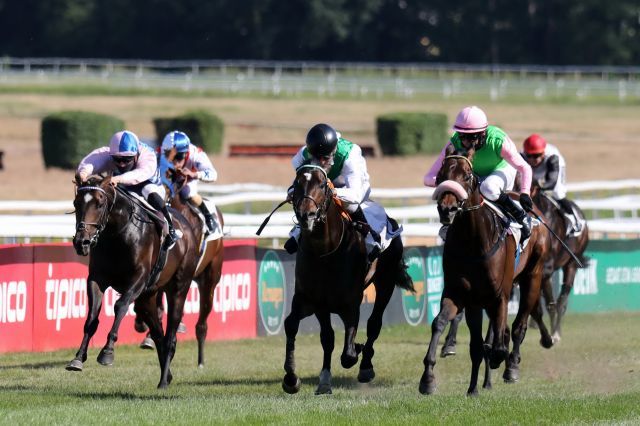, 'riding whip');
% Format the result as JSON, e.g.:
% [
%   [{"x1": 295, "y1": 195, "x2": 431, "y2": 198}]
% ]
[{"x1": 531, "y1": 212, "x2": 584, "y2": 268}]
